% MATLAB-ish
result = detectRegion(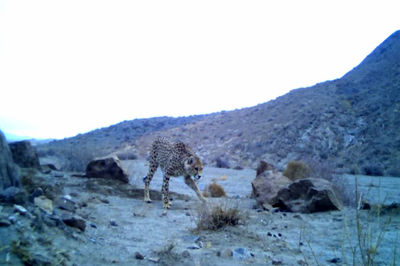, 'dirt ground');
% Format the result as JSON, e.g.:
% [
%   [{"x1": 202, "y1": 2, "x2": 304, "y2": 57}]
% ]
[{"x1": 1, "y1": 159, "x2": 399, "y2": 265}]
